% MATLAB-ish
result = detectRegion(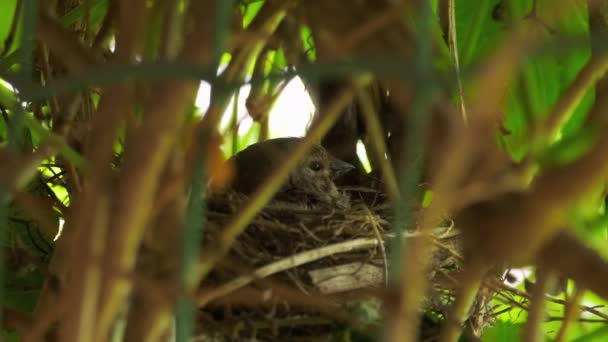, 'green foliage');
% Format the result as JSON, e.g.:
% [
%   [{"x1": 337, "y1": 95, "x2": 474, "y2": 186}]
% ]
[
  {"x1": 2, "y1": 266, "x2": 43, "y2": 313},
  {"x1": 241, "y1": 0, "x2": 264, "y2": 28},
  {"x1": 0, "y1": 0, "x2": 608, "y2": 340},
  {"x1": 482, "y1": 321, "x2": 523, "y2": 342},
  {"x1": 0, "y1": 0, "x2": 20, "y2": 56}
]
